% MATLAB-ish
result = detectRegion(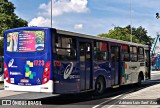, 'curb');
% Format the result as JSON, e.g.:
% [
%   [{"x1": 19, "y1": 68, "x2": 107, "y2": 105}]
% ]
[{"x1": 151, "y1": 71, "x2": 160, "y2": 75}]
